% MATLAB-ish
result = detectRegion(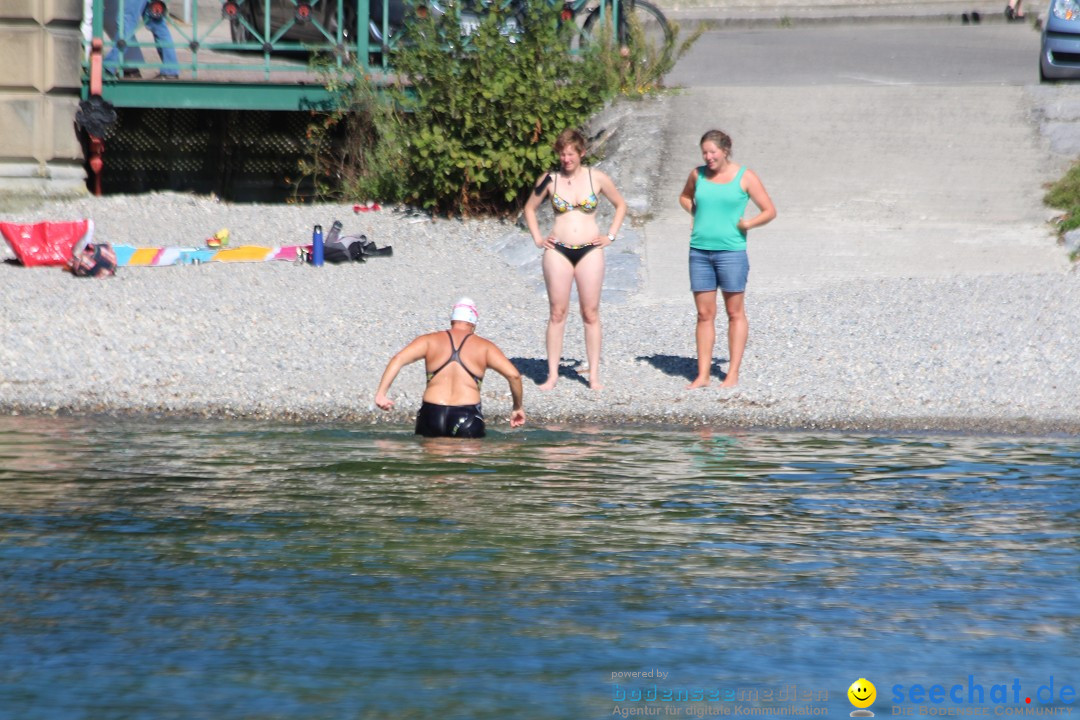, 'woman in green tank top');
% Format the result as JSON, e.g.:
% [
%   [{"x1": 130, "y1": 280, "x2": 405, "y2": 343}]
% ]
[{"x1": 678, "y1": 130, "x2": 776, "y2": 389}]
